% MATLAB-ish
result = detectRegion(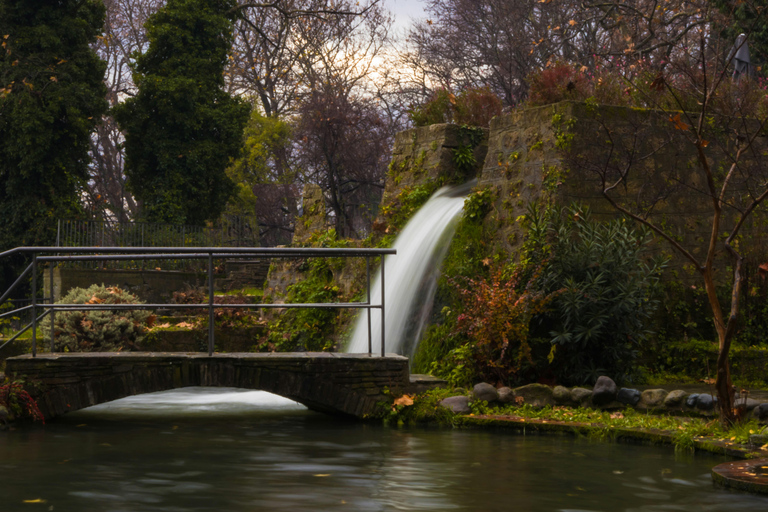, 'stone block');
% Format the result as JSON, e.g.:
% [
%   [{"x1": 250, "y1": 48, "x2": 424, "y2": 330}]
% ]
[
  {"x1": 440, "y1": 396, "x2": 471, "y2": 415},
  {"x1": 514, "y1": 383, "x2": 554, "y2": 407},
  {"x1": 553, "y1": 386, "x2": 572, "y2": 405},
  {"x1": 591, "y1": 376, "x2": 617, "y2": 406},
  {"x1": 638, "y1": 389, "x2": 668, "y2": 409},
  {"x1": 617, "y1": 388, "x2": 641, "y2": 406},
  {"x1": 571, "y1": 387, "x2": 592, "y2": 405},
  {"x1": 696, "y1": 393, "x2": 716, "y2": 411},
  {"x1": 473, "y1": 382, "x2": 499, "y2": 403},
  {"x1": 498, "y1": 387, "x2": 516, "y2": 404},
  {"x1": 662, "y1": 390, "x2": 688, "y2": 408}
]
